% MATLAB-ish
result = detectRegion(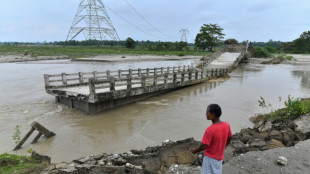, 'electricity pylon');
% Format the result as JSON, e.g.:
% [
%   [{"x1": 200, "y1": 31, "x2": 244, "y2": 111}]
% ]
[
  {"x1": 66, "y1": 0, "x2": 120, "y2": 41},
  {"x1": 180, "y1": 29, "x2": 189, "y2": 43}
]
